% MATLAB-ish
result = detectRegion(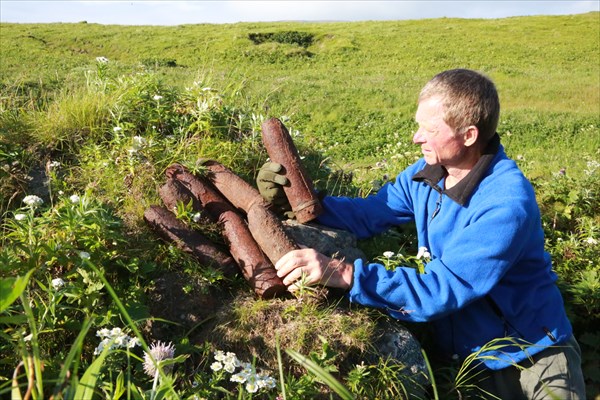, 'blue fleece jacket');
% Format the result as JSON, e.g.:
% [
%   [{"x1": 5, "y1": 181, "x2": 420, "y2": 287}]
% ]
[{"x1": 316, "y1": 139, "x2": 572, "y2": 370}]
